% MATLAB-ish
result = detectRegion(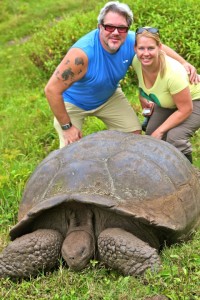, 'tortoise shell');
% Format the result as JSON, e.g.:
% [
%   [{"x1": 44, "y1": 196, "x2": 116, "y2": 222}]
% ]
[{"x1": 10, "y1": 131, "x2": 200, "y2": 241}]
